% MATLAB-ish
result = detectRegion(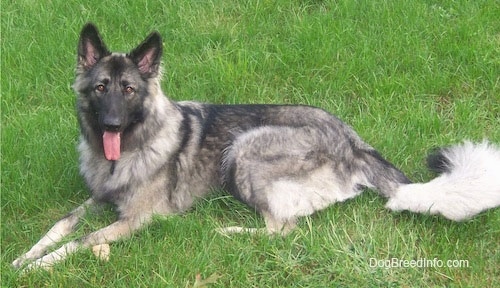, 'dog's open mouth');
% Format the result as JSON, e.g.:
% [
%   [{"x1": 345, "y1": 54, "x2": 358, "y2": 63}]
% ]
[{"x1": 103, "y1": 131, "x2": 121, "y2": 161}]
